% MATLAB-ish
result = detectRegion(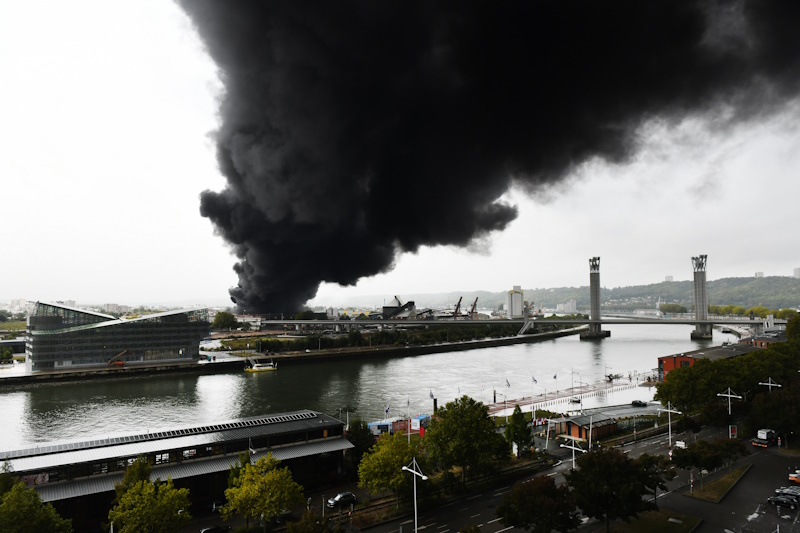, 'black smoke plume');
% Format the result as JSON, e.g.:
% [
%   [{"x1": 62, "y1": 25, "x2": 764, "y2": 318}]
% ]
[{"x1": 178, "y1": 1, "x2": 800, "y2": 313}]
